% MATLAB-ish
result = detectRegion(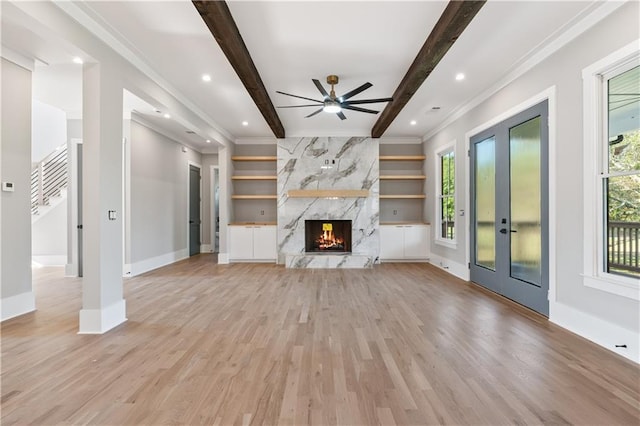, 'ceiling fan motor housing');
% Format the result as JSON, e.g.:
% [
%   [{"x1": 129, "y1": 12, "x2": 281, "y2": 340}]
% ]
[{"x1": 326, "y1": 75, "x2": 339, "y2": 85}]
